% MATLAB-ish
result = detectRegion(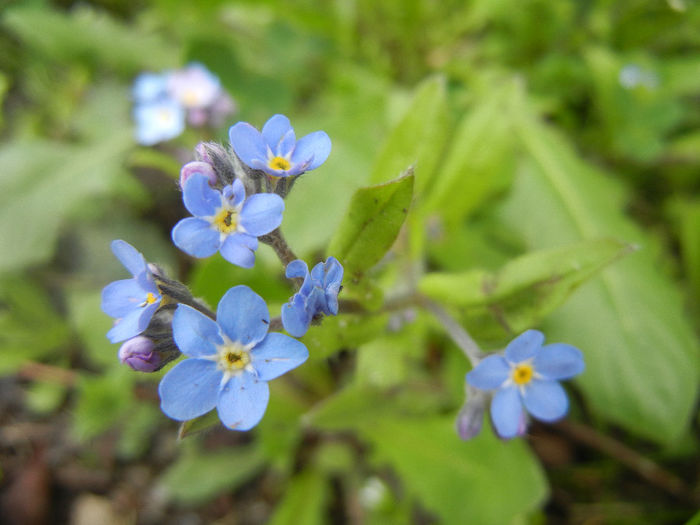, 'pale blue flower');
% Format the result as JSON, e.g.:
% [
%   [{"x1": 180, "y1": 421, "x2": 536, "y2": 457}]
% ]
[{"x1": 133, "y1": 98, "x2": 185, "y2": 146}]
